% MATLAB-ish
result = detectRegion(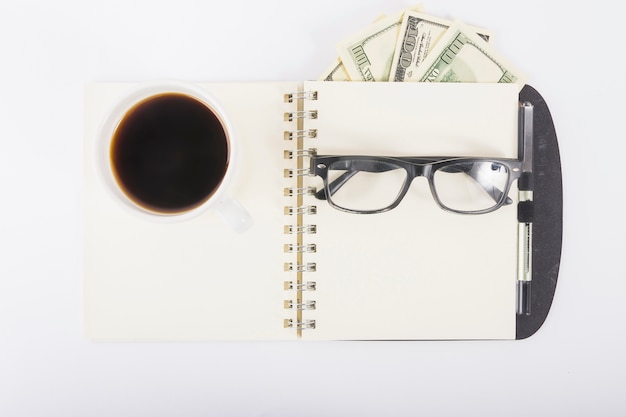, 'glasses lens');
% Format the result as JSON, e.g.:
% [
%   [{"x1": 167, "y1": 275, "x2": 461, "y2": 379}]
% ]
[
  {"x1": 433, "y1": 161, "x2": 510, "y2": 212},
  {"x1": 326, "y1": 159, "x2": 407, "y2": 212}
]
